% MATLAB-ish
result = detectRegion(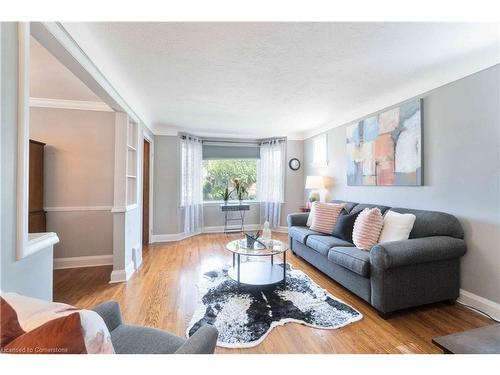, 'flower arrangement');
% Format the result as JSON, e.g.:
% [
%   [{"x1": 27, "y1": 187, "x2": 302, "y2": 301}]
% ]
[
  {"x1": 221, "y1": 178, "x2": 247, "y2": 203},
  {"x1": 232, "y1": 178, "x2": 246, "y2": 202},
  {"x1": 237, "y1": 185, "x2": 247, "y2": 202}
]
